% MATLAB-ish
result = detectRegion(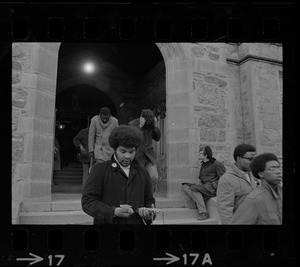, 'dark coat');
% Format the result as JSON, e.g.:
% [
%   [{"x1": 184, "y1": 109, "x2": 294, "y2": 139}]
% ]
[
  {"x1": 129, "y1": 118, "x2": 161, "y2": 166},
  {"x1": 81, "y1": 155, "x2": 155, "y2": 224},
  {"x1": 73, "y1": 128, "x2": 89, "y2": 163},
  {"x1": 182, "y1": 158, "x2": 226, "y2": 200}
]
